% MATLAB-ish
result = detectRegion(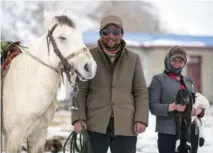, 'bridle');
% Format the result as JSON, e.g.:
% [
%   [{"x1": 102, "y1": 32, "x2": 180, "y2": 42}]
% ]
[
  {"x1": 24, "y1": 23, "x2": 87, "y2": 82},
  {"x1": 47, "y1": 24, "x2": 73, "y2": 80},
  {"x1": 47, "y1": 24, "x2": 89, "y2": 110},
  {"x1": 46, "y1": 24, "x2": 88, "y2": 83},
  {"x1": 24, "y1": 23, "x2": 88, "y2": 110}
]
